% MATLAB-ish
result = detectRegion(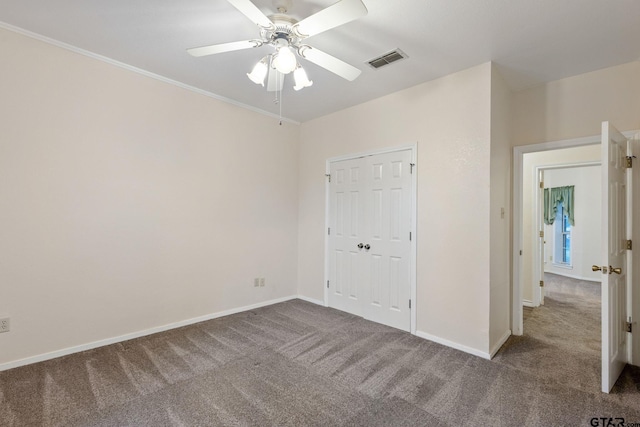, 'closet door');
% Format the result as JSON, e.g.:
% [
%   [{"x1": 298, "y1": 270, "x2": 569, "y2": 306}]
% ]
[
  {"x1": 328, "y1": 158, "x2": 366, "y2": 317},
  {"x1": 328, "y1": 149, "x2": 412, "y2": 332}
]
